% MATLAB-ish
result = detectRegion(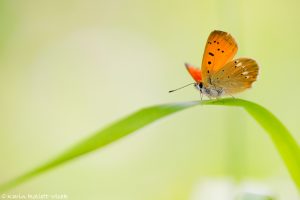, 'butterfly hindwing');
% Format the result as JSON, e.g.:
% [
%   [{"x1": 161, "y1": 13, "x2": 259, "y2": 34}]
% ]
[{"x1": 210, "y1": 58, "x2": 259, "y2": 95}]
